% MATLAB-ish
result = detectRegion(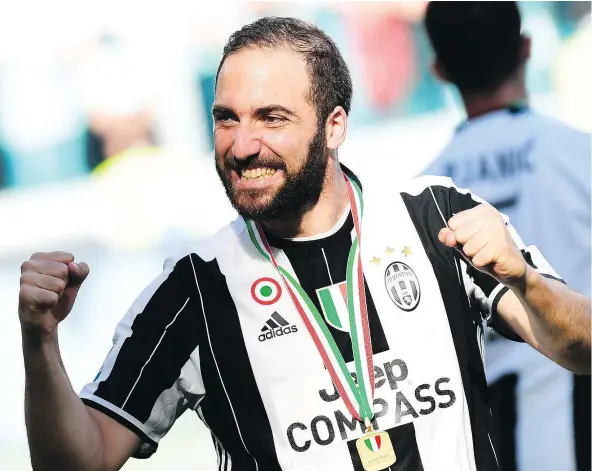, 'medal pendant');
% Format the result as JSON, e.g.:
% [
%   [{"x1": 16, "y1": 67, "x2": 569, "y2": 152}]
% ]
[{"x1": 356, "y1": 429, "x2": 396, "y2": 471}]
